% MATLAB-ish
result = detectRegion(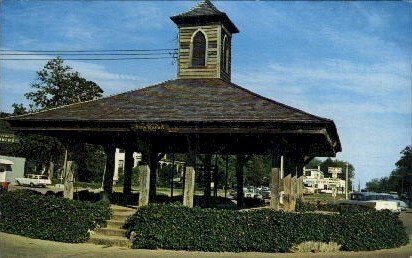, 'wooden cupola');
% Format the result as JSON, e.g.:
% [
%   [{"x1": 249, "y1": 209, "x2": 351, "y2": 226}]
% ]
[{"x1": 171, "y1": 0, "x2": 239, "y2": 82}]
